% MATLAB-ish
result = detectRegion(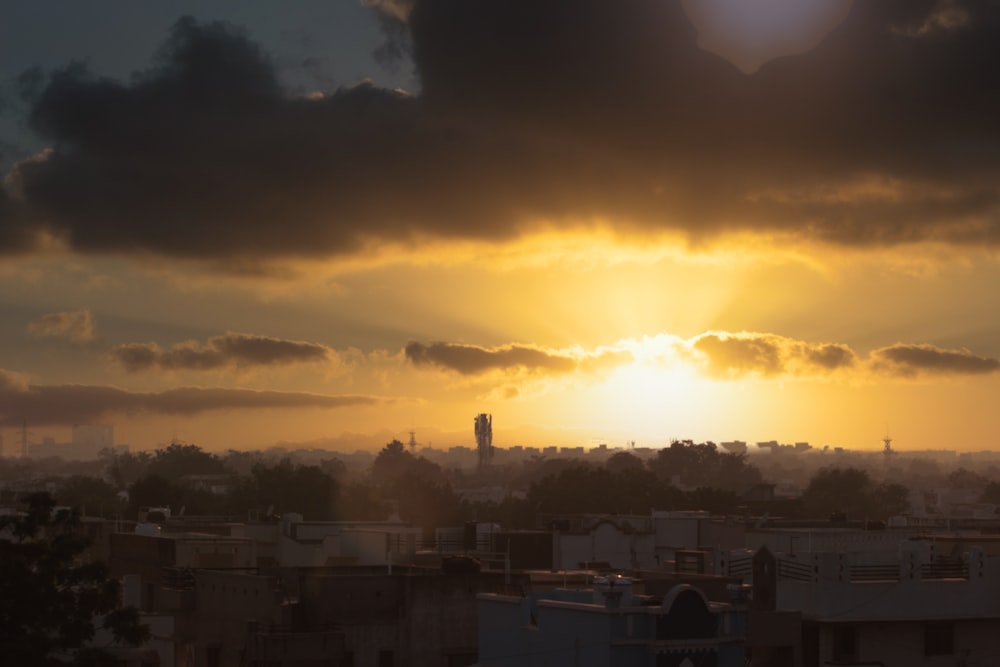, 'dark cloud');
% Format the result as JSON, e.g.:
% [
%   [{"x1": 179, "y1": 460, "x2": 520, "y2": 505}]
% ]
[
  {"x1": 694, "y1": 333, "x2": 784, "y2": 377},
  {"x1": 693, "y1": 333, "x2": 998, "y2": 379},
  {"x1": 26, "y1": 309, "x2": 95, "y2": 343},
  {"x1": 3, "y1": 3, "x2": 1000, "y2": 262},
  {"x1": 804, "y1": 343, "x2": 857, "y2": 370},
  {"x1": 692, "y1": 333, "x2": 857, "y2": 377},
  {"x1": 364, "y1": 0, "x2": 414, "y2": 69},
  {"x1": 405, "y1": 341, "x2": 628, "y2": 376},
  {"x1": 0, "y1": 185, "x2": 36, "y2": 253},
  {"x1": 870, "y1": 343, "x2": 1000, "y2": 377},
  {"x1": 0, "y1": 375, "x2": 382, "y2": 427},
  {"x1": 405, "y1": 341, "x2": 576, "y2": 375},
  {"x1": 406, "y1": 331, "x2": 1000, "y2": 381},
  {"x1": 108, "y1": 332, "x2": 331, "y2": 372}
]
